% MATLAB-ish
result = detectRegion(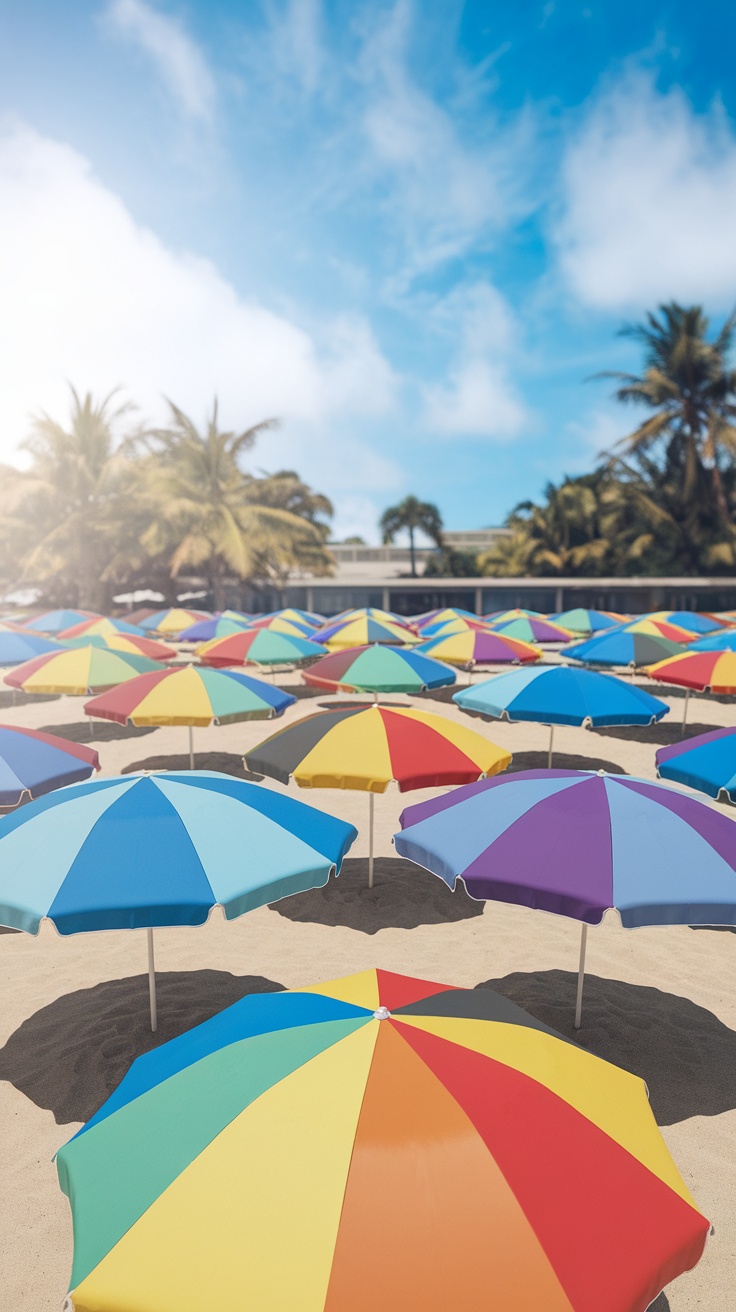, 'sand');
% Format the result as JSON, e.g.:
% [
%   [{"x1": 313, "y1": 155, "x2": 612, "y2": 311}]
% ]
[{"x1": 1, "y1": 672, "x2": 735, "y2": 1309}]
